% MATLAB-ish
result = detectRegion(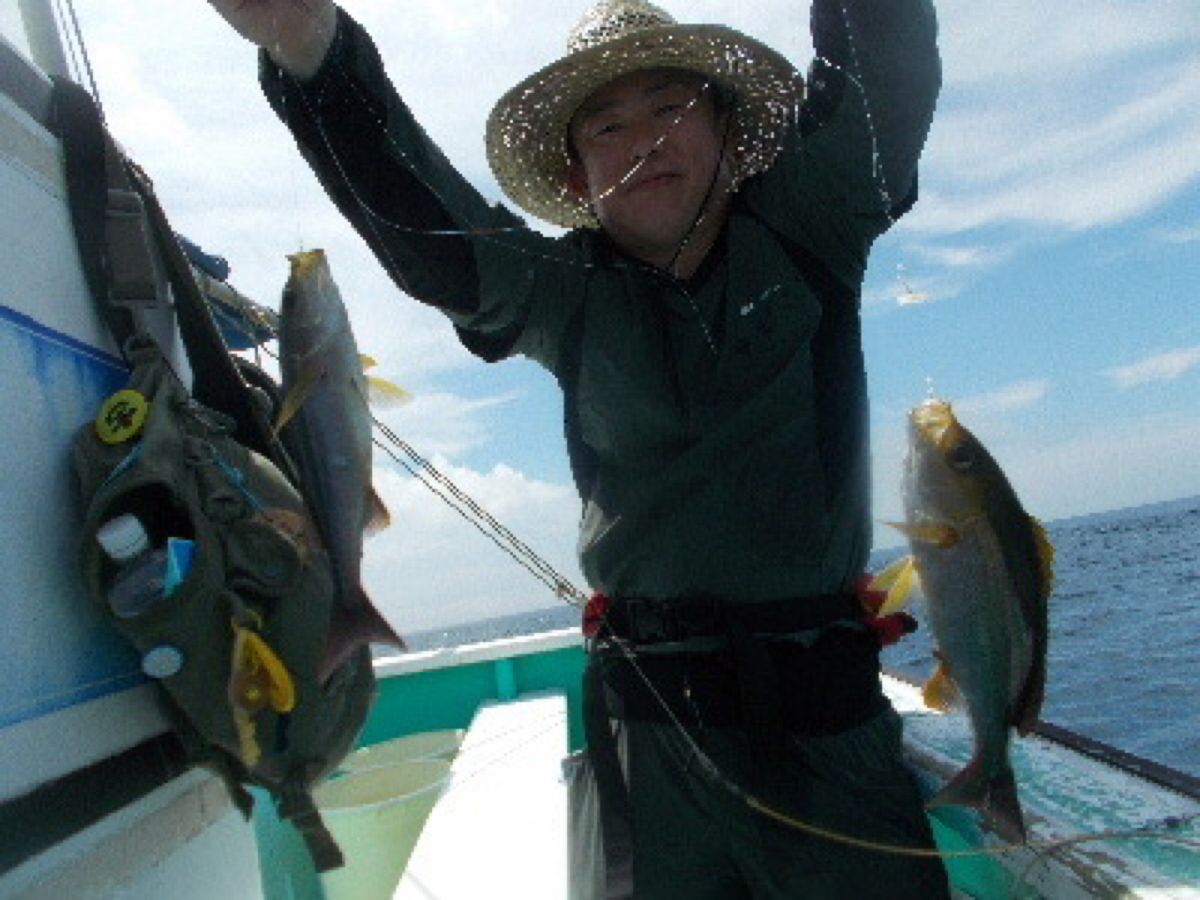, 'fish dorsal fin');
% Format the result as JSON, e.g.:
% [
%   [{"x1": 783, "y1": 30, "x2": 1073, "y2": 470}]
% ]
[
  {"x1": 274, "y1": 360, "x2": 327, "y2": 434},
  {"x1": 1008, "y1": 514, "x2": 1054, "y2": 734},
  {"x1": 363, "y1": 486, "x2": 391, "y2": 536},
  {"x1": 868, "y1": 556, "x2": 921, "y2": 615},
  {"x1": 366, "y1": 376, "x2": 412, "y2": 408},
  {"x1": 1030, "y1": 516, "x2": 1055, "y2": 597}
]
